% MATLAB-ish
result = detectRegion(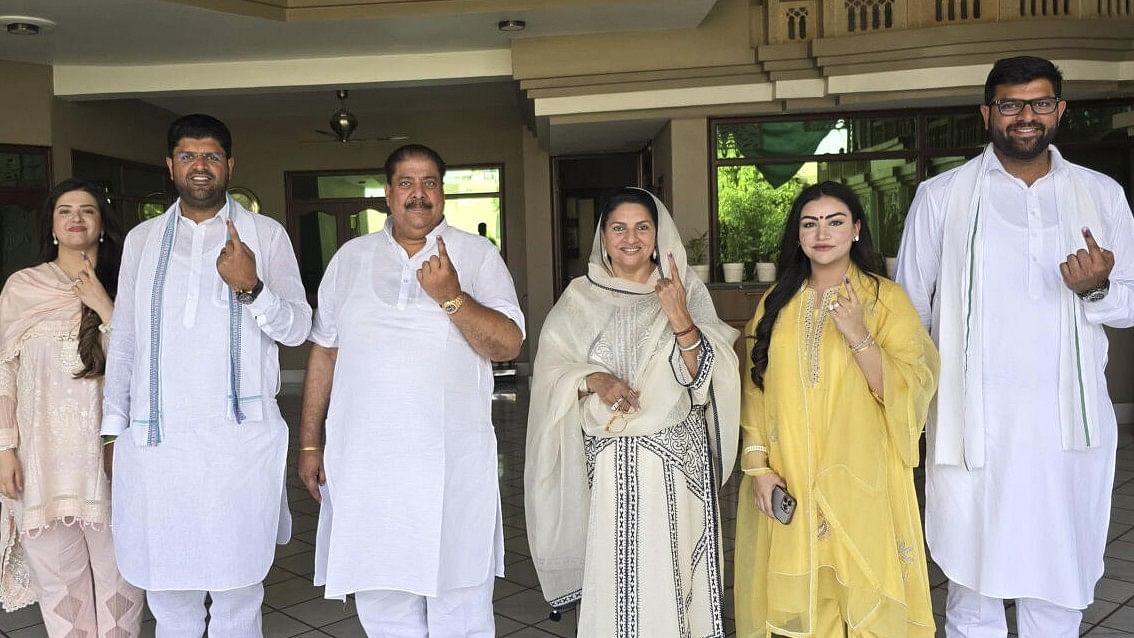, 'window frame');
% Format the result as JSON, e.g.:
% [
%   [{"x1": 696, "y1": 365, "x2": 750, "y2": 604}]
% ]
[{"x1": 708, "y1": 99, "x2": 1134, "y2": 282}]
